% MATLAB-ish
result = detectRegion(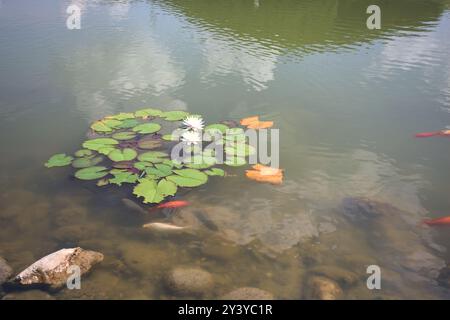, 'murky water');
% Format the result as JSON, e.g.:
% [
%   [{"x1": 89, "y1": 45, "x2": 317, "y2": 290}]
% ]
[{"x1": 1, "y1": 0, "x2": 450, "y2": 299}]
